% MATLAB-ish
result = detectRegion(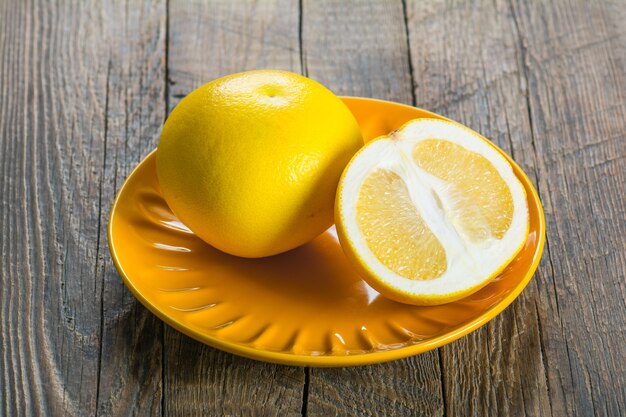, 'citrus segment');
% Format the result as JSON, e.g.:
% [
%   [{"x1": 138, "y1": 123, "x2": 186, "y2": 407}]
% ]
[
  {"x1": 356, "y1": 169, "x2": 447, "y2": 280},
  {"x1": 412, "y1": 139, "x2": 513, "y2": 242}
]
